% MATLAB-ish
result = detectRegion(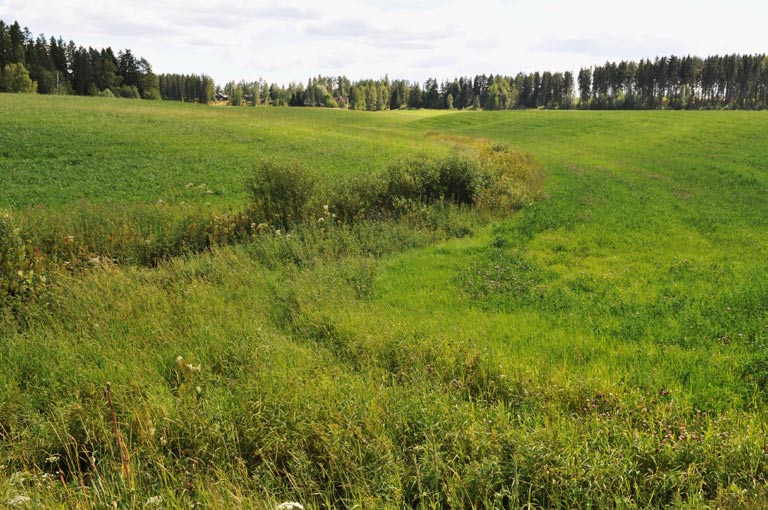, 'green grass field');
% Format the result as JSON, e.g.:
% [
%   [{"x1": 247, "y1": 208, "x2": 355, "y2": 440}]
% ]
[
  {"x1": 0, "y1": 95, "x2": 450, "y2": 208},
  {"x1": 1, "y1": 95, "x2": 768, "y2": 509}
]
